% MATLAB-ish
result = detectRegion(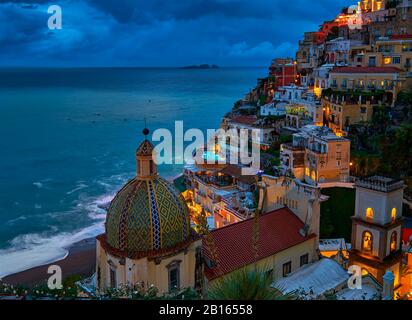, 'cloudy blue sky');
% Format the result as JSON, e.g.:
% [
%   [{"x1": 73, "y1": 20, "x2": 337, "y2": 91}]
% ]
[{"x1": 0, "y1": 0, "x2": 354, "y2": 67}]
